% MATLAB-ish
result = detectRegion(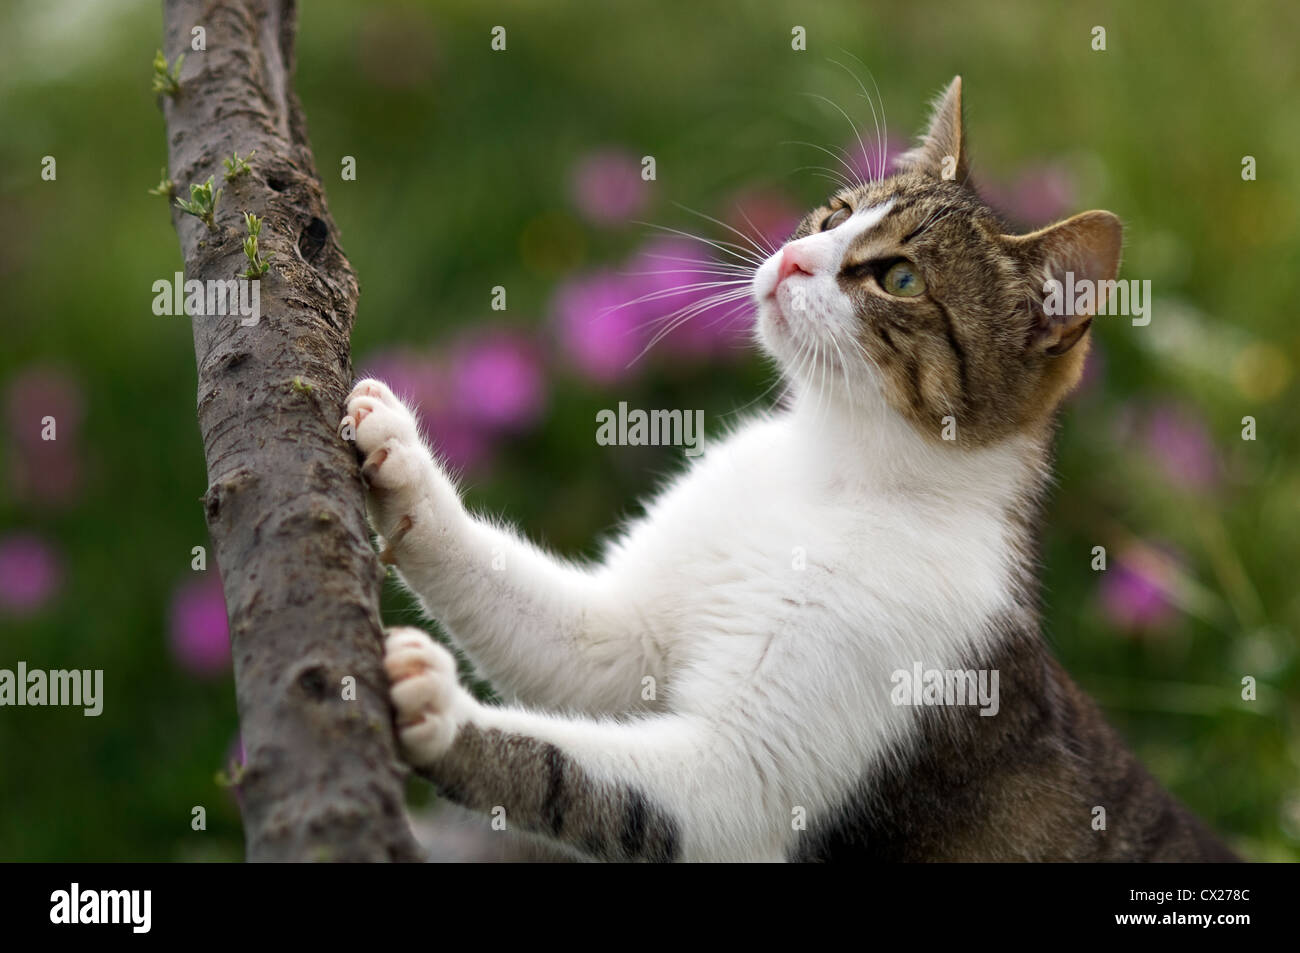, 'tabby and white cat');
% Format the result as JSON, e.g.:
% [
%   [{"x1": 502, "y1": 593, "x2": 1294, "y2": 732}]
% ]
[{"x1": 341, "y1": 77, "x2": 1236, "y2": 862}]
